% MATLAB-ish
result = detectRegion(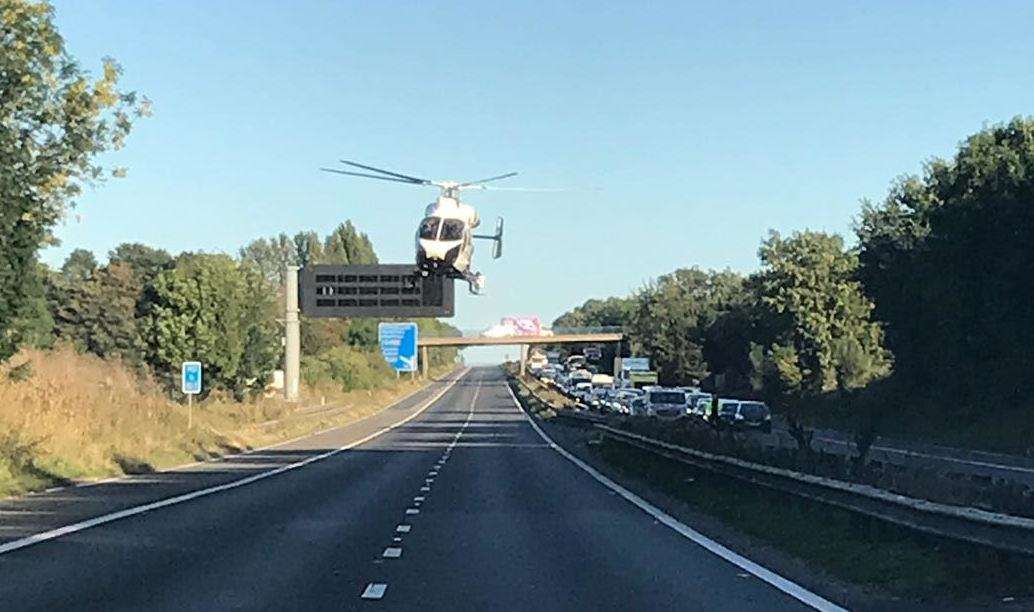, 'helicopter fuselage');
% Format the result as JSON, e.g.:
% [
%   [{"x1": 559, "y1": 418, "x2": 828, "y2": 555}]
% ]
[{"x1": 415, "y1": 195, "x2": 479, "y2": 278}]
